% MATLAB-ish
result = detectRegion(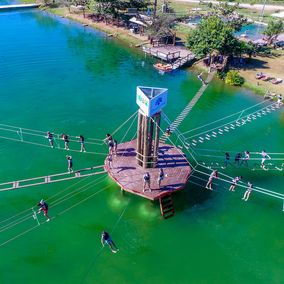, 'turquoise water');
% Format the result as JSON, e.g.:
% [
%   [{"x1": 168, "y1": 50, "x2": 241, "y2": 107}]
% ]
[
  {"x1": 235, "y1": 23, "x2": 266, "y2": 41},
  {"x1": 0, "y1": 10, "x2": 284, "y2": 284}
]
